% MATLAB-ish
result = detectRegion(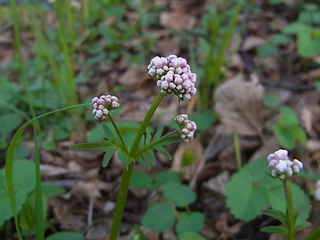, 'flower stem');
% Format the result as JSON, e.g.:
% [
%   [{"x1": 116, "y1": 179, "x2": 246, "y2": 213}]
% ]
[
  {"x1": 233, "y1": 133, "x2": 242, "y2": 170},
  {"x1": 129, "y1": 92, "x2": 164, "y2": 156},
  {"x1": 283, "y1": 179, "x2": 295, "y2": 240},
  {"x1": 109, "y1": 163, "x2": 134, "y2": 240},
  {"x1": 108, "y1": 114, "x2": 128, "y2": 153}
]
